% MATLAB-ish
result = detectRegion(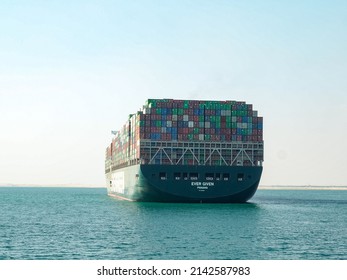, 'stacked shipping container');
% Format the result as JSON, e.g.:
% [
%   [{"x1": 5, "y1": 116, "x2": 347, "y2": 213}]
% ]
[{"x1": 105, "y1": 99, "x2": 263, "y2": 170}]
